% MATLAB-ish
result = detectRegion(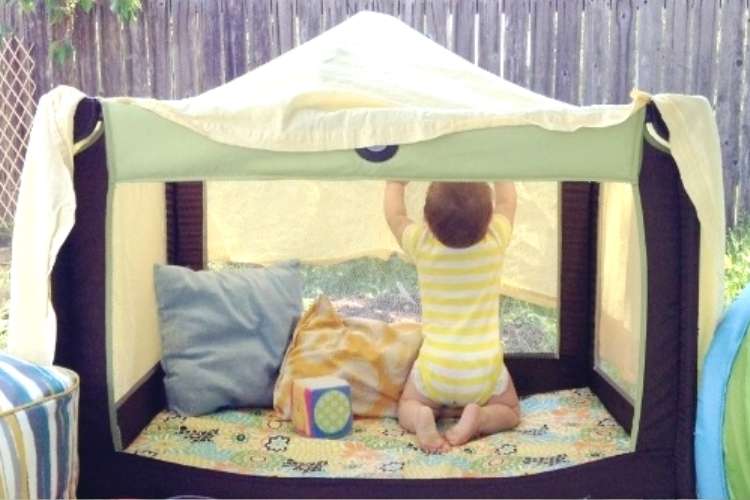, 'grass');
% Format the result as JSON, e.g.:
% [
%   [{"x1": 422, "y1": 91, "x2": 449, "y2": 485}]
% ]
[
  {"x1": 725, "y1": 219, "x2": 750, "y2": 304},
  {"x1": 297, "y1": 255, "x2": 558, "y2": 354}
]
